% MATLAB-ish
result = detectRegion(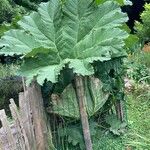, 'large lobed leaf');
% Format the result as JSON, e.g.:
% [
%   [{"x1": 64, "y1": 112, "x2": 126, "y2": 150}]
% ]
[
  {"x1": 0, "y1": 0, "x2": 128, "y2": 85},
  {"x1": 50, "y1": 77, "x2": 109, "y2": 119}
]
